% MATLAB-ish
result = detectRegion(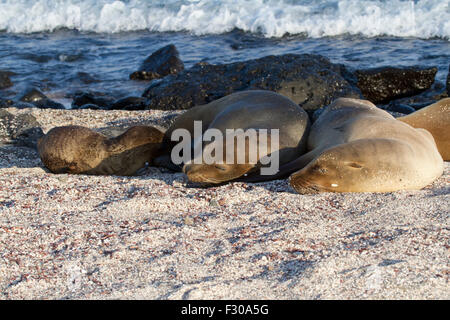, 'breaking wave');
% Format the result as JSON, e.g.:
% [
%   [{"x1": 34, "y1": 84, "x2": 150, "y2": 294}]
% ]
[{"x1": 0, "y1": 0, "x2": 449, "y2": 39}]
